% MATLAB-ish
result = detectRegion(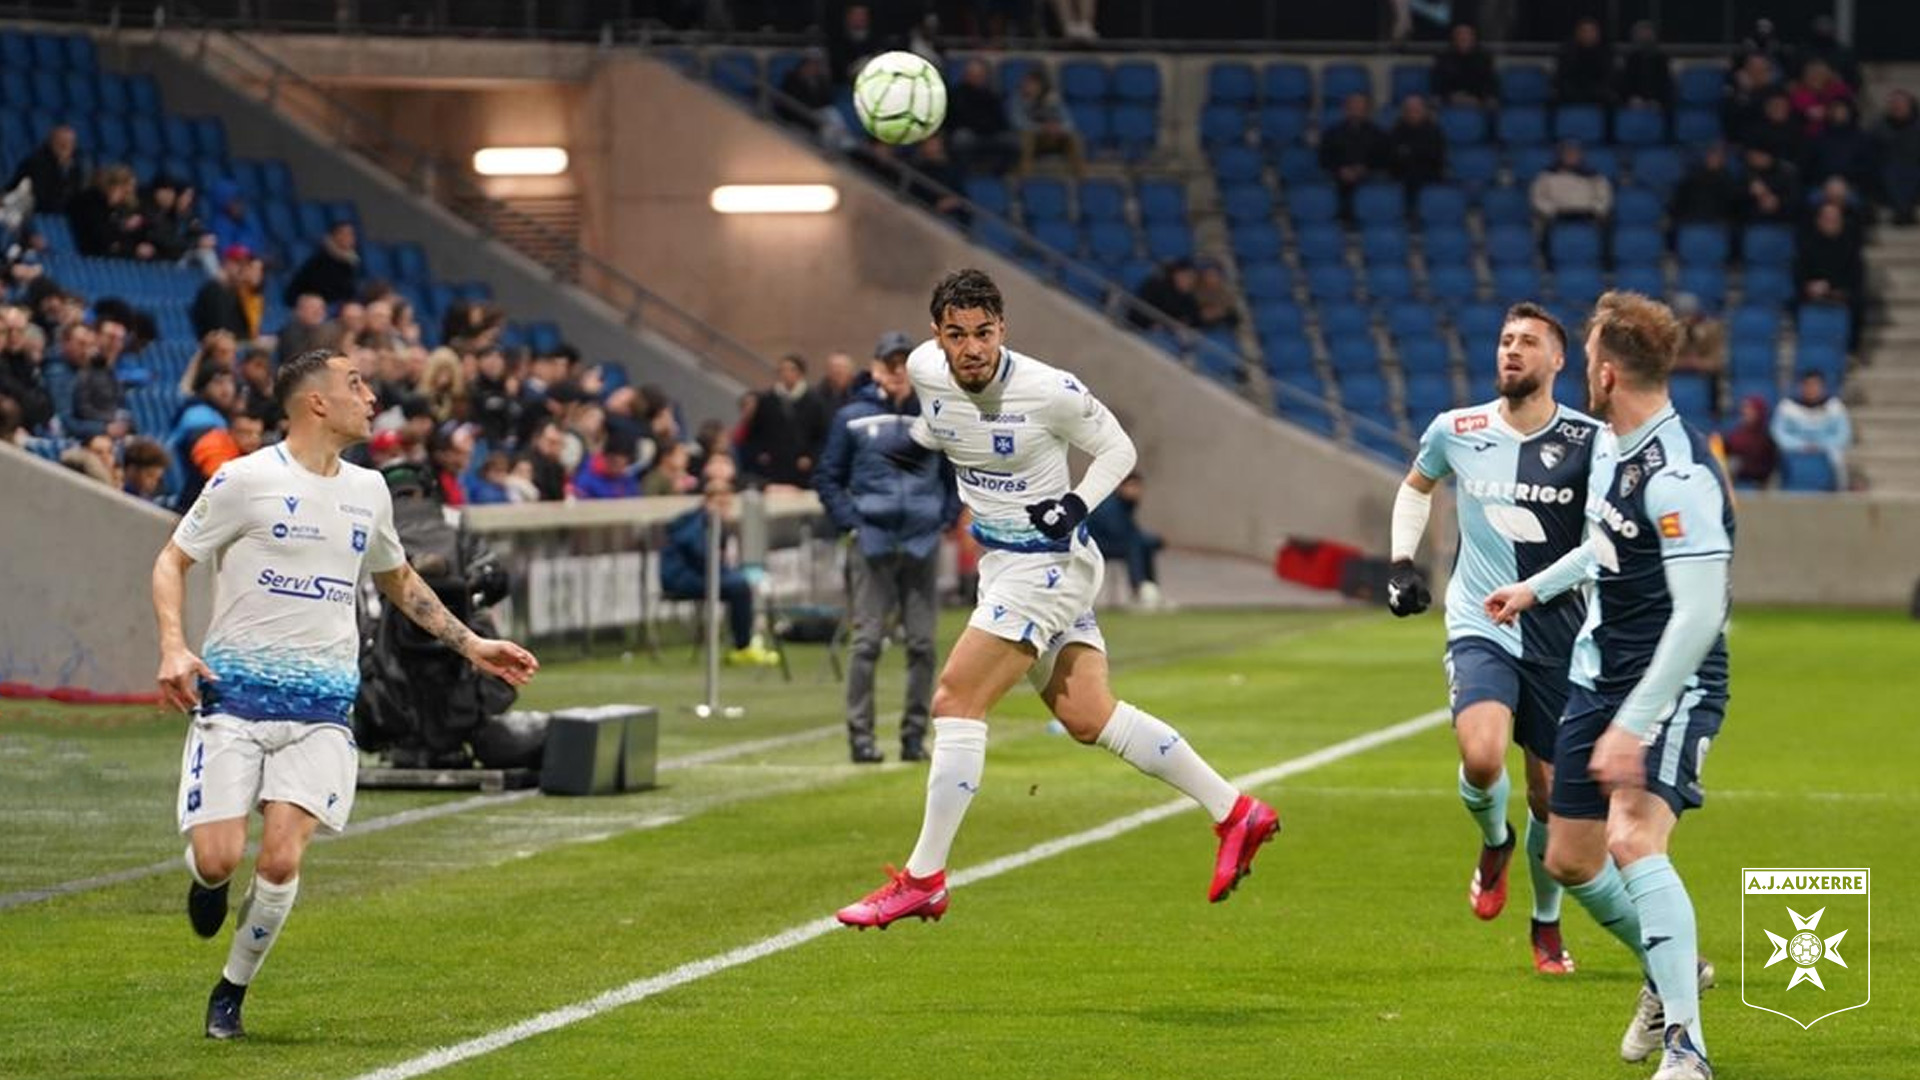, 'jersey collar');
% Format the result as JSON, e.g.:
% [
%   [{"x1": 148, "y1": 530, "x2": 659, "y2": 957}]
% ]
[{"x1": 1614, "y1": 403, "x2": 1678, "y2": 457}]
